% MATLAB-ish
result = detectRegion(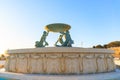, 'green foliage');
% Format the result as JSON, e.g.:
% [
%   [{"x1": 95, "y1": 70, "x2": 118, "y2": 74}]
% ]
[
  {"x1": 107, "y1": 41, "x2": 120, "y2": 48},
  {"x1": 0, "y1": 54, "x2": 6, "y2": 60},
  {"x1": 103, "y1": 44, "x2": 108, "y2": 48},
  {"x1": 93, "y1": 41, "x2": 120, "y2": 48},
  {"x1": 94, "y1": 45, "x2": 104, "y2": 48}
]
